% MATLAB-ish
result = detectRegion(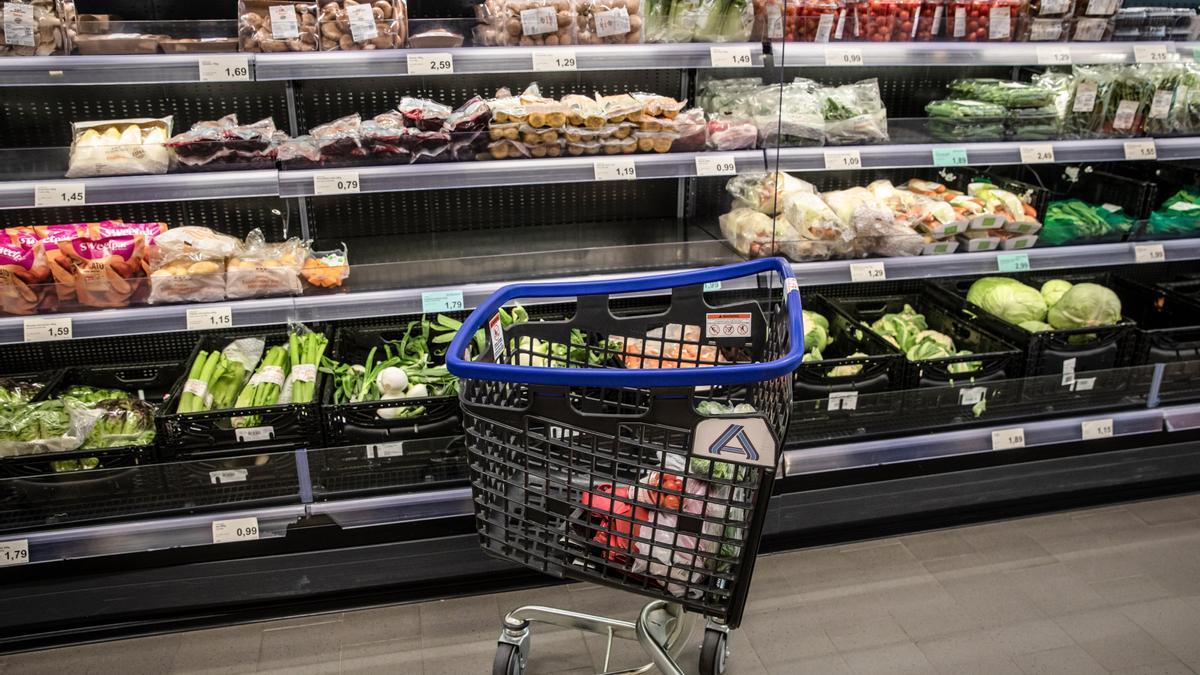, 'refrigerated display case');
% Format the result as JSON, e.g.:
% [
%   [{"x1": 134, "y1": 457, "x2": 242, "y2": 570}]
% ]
[{"x1": 1, "y1": 0, "x2": 1200, "y2": 649}]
